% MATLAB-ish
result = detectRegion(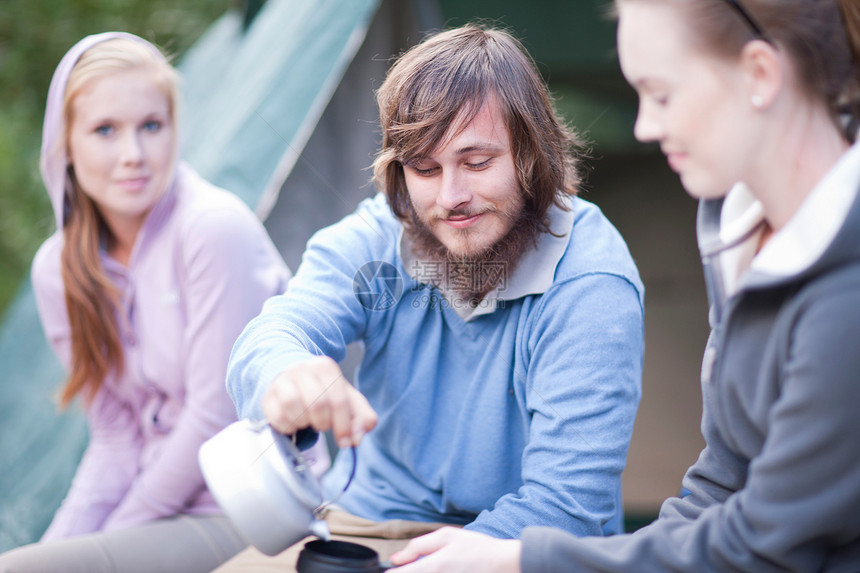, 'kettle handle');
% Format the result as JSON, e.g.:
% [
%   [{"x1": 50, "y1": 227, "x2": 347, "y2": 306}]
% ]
[
  {"x1": 268, "y1": 425, "x2": 359, "y2": 517},
  {"x1": 314, "y1": 445, "x2": 358, "y2": 517}
]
